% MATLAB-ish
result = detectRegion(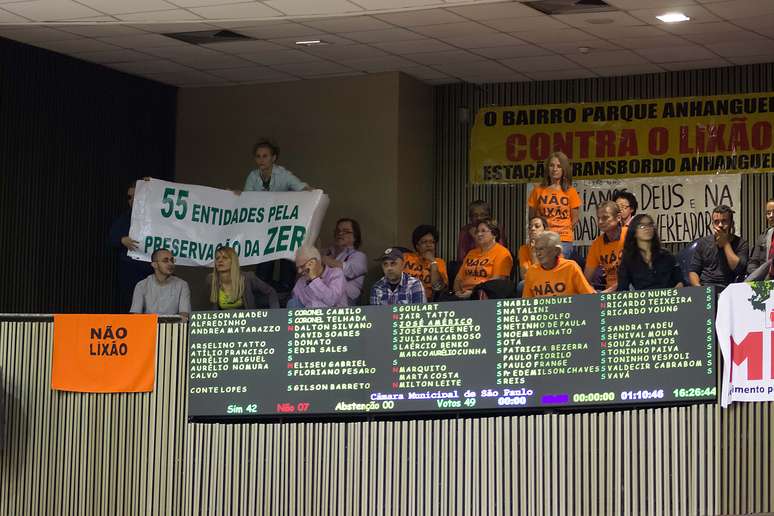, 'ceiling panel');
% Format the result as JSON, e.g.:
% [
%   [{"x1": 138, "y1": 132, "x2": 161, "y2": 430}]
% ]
[
  {"x1": 635, "y1": 44, "x2": 718, "y2": 62},
  {"x1": 77, "y1": 0, "x2": 179, "y2": 15},
  {"x1": 374, "y1": 8, "x2": 466, "y2": 27},
  {"x1": 471, "y1": 44, "x2": 552, "y2": 59},
  {"x1": 501, "y1": 54, "x2": 582, "y2": 72},
  {"x1": 2, "y1": 1, "x2": 102, "y2": 21},
  {"x1": 264, "y1": 0, "x2": 364, "y2": 16},
  {"x1": 73, "y1": 48, "x2": 157, "y2": 63},
  {"x1": 447, "y1": 1, "x2": 541, "y2": 20},
  {"x1": 0, "y1": 0, "x2": 772, "y2": 88},
  {"x1": 342, "y1": 27, "x2": 425, "y2": 43}
]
